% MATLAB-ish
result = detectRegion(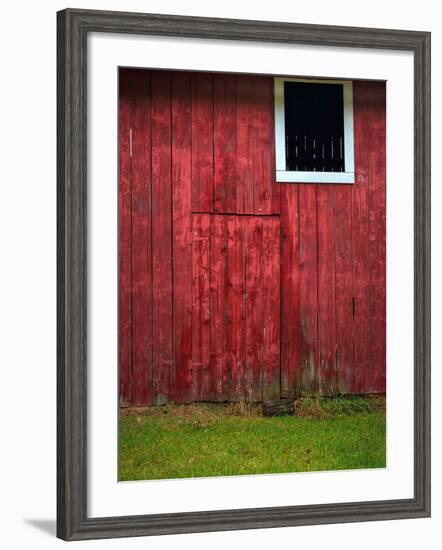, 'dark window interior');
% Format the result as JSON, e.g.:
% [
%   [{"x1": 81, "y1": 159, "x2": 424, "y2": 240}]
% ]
[{"x1": 284, "y1": 81, "x2": 345, "y2": 172}]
